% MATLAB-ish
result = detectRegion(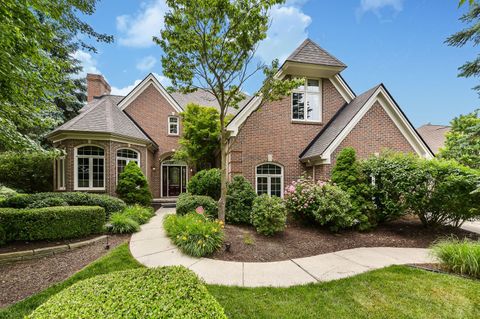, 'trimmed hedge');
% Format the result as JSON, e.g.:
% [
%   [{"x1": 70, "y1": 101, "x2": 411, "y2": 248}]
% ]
[
  {"x1": 28, "y1": 267, "x2": 227, "y2": 319},
  {"x1": 176, "y1": 193, "x2": 218, "y2": 218},
  {"x1": 226, "y1": 175, "x2": 256, "y2": 224},
  {"x1": 116, "y1": 161, "x2": 152, "y2": 206},
  {"x1": 0, "y1": 192, "x2": 125, "y2": 217},
  {"x1": 0, "y1": 206, "x2": 105, "y2": 242},
  {"x1": 187, "y1": 168, "x2": 221, "y2": 200}
]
